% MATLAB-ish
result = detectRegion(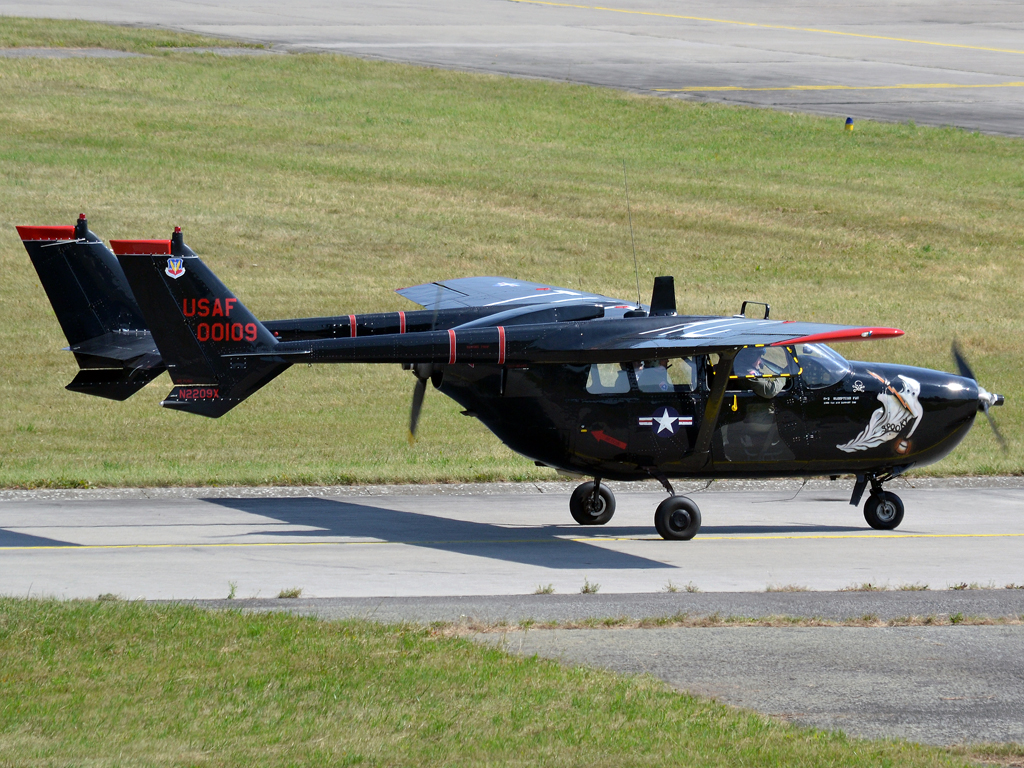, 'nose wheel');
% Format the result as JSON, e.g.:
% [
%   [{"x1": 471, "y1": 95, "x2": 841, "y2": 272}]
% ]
[
  {"x1": 851, "y1": 473, "x2": 906, "y2": 530},
  {"x1": 864, "y1": 490, "x2": 904, "y2": 530}
]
